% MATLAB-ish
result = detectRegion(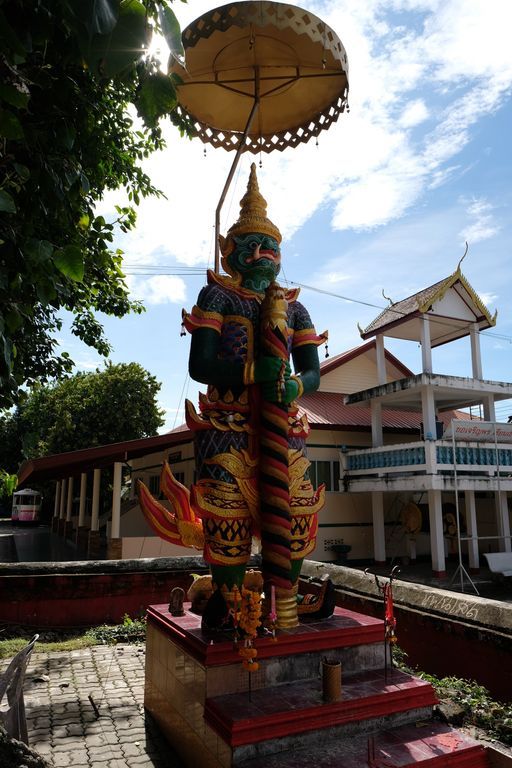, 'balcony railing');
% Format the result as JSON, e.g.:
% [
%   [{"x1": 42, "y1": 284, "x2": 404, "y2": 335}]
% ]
[
  {"x1": 343, "y1": 440, "x2": 512, "y2": 477},
  {"x1": 436, "y1": 445, "x2": 512, "y2": 467},
  {"x1": 345, "y1": 445, "x2": 425, "y2": 472}
]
